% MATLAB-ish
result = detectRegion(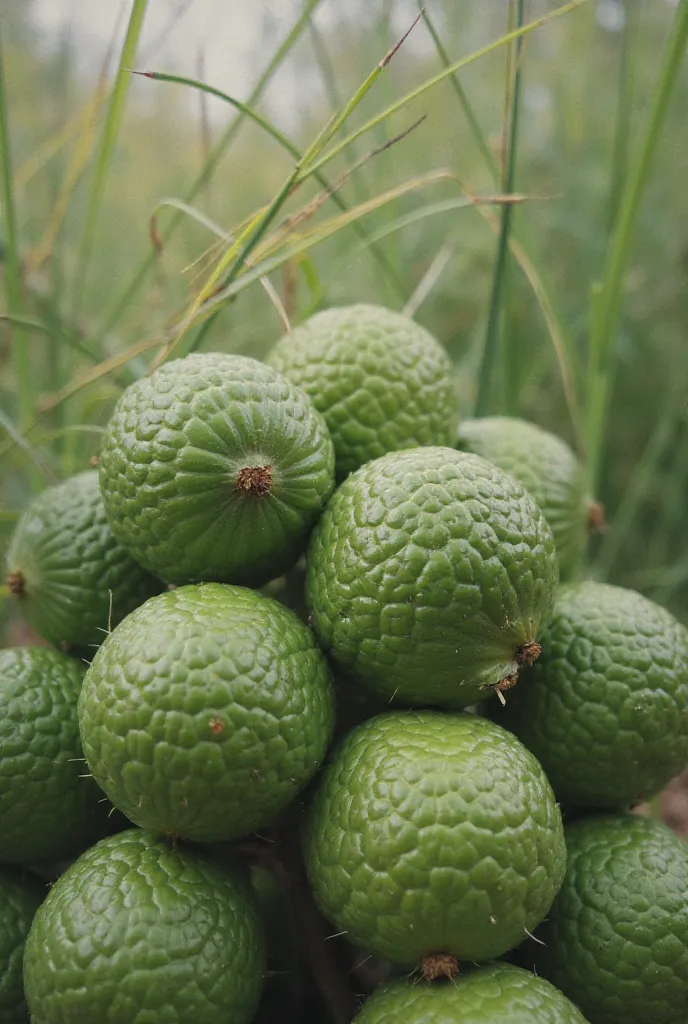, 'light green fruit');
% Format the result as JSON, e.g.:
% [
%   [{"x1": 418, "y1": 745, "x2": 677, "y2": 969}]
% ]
[
  {"x1": 457, "y1": 417, "x2": 591, "y2": 579},
  {"x1": 0, "y1": 868, "x2": 45, "y2": 1024},
  {"x1": 520, "y1": 813, "x2": 688, "y2": 1024},
  {"x1": 267, "y1": 304, "x2": 458, "y2": 479},
  {"x1": 496, "y1": 582, "x2": 688, "y2": 809},
  {"x1": 302, "y1": 711, "x2": 566, "y2": 970},
  {"x1": 306, "y1": 446, "x2": 558, "y2": 708},
  {"x1": 98, "y1": 352, "x2": 335, "y2": 586},
  {"x1": 78, "y1": 583, "x2": 334, "y2": 843},
  {"x1": 354, "y1": 964, "x2": 589, "y2": 1023},
  {"x1": 6, "y1": 471, "x2": 160, "y2": 651},
  {"x1": 23, "y1": 829, "x2": 265, "y2": 1024},
  {"x1": 0, "y1": 647, "x2": 103, "y2": 866}
]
